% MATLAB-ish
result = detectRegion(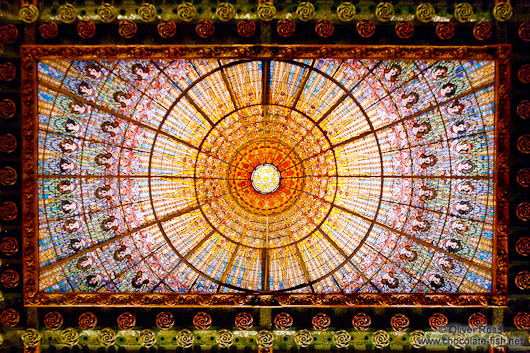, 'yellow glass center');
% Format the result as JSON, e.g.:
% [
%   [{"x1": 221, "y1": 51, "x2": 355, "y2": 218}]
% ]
[{"x1": 251, "y1": 163, "x2": 281, "y2": 194}]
